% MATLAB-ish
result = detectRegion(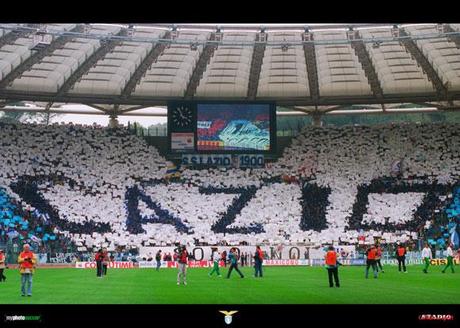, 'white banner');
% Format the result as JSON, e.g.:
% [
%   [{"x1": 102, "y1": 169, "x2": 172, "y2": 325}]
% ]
[
  {"x1": 181, "y1": 154, "x2": 232, "y2": 166},
  {"x1": 306, "y1": 245, "x2": 357, "y2": 260},
  {"x1": 139, "y1": 245, "x2": 356, "y2": 261}
]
